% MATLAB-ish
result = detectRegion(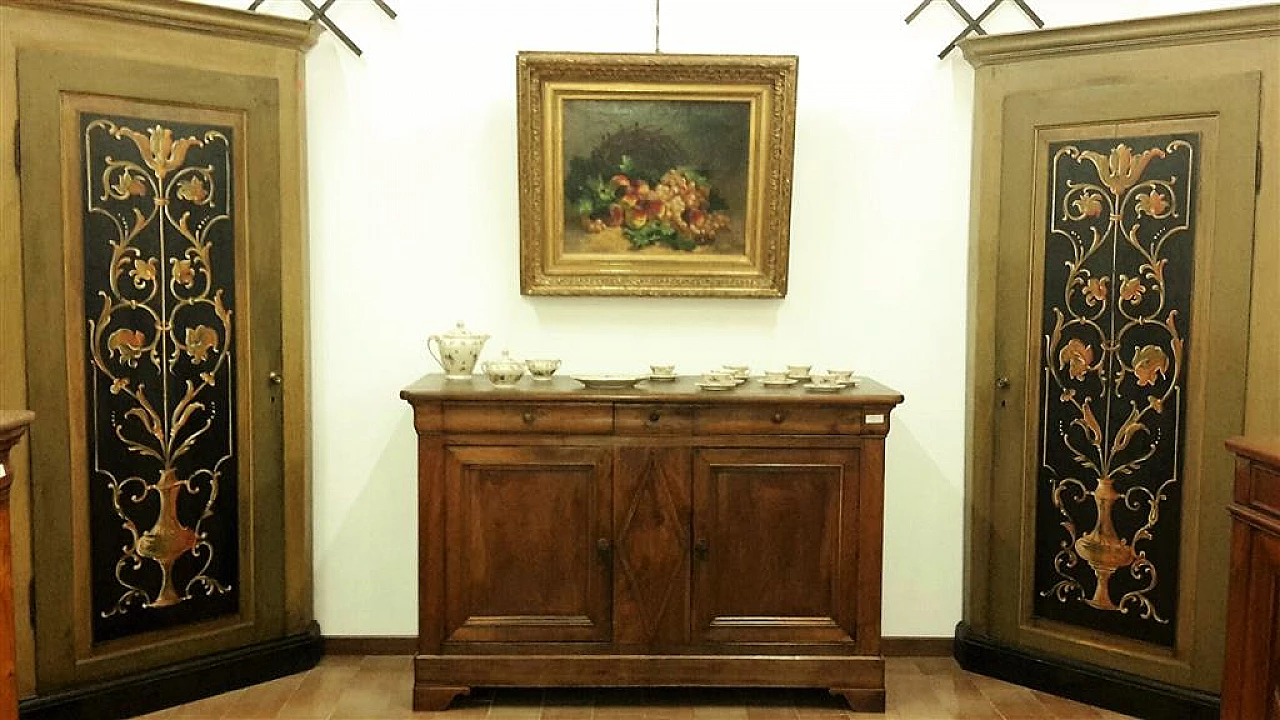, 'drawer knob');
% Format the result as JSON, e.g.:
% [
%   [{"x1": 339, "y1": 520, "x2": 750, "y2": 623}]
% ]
[
  {"x1": 648, "y1": 411, "x2": 662, "y2": 423},
  {"x1": 522, "y1": 411, "x2": 535, "y2": 424},
  {"x1": 693, "y1": 538, "x2": 709, "y2": 560},
  {"x1": 771, "y1": 412, "x2": 785, "y2": 424}
]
